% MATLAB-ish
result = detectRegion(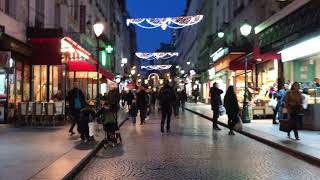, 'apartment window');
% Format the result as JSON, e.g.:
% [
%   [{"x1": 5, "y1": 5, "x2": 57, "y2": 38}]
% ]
[
  {"x1": 35, "y1": 0, "x2": 45, "y2": 27},
  {"x1": 74, "y1": 0, "x2": 79, "y2": 20},
  {"x1": 54, "y1": 3, "x2": 61, "y2": 27},
  {"x1": 5, "y1": 0, "x2": 16, "y2": 18}
]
